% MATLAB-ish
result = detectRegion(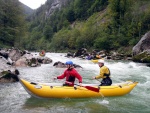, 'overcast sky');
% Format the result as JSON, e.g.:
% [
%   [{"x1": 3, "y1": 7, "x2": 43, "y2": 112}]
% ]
[{"x1": 19, "y1": 0, "x2": 47, "y2": 9}]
